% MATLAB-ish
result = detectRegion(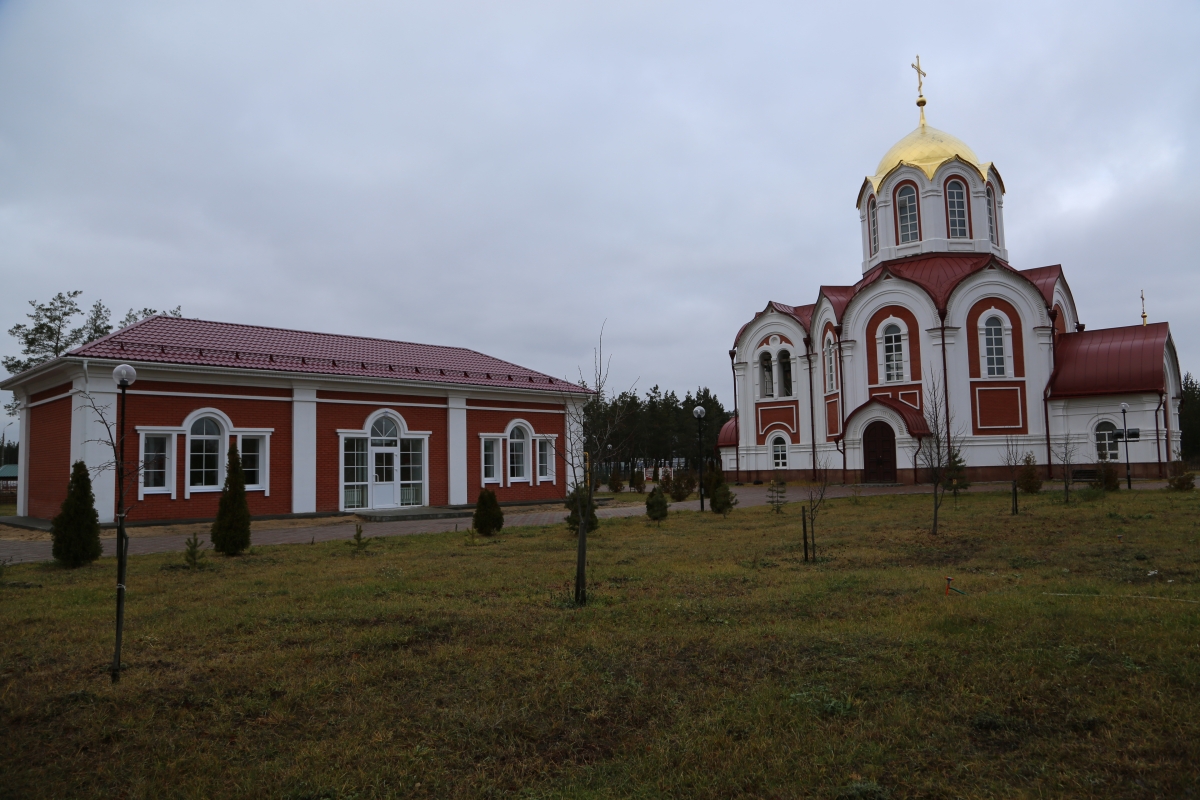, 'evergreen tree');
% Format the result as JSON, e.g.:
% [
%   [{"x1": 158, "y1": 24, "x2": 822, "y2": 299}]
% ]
[
  {"x1": 607, "y1": 462, "x2": 625, "y2": 493},
  {"x1": 945, "y1": 449, "x2": 970, "y2": 500},
  {"x1": 1016, "y1": 452, "x2": 1043, "y2": 494},
  {"x1": 669, "y1": 470, "x2": 696, "y2": 502},
  {"x1": 565, "y1": 485, "x2": 598, "y2": 534},
  {"x1": 1181, "y1": 372, "x2": 1200, "y2": 461},
  {"x1": 51, "y1": 460, "x2": 103, "y2": 567},
  {"x1": 472, "y1": 488, "x2": 504, "y2": 536},
  {"x1": 710, "y1": 481, "x2": 738, "y2": 517},
  {"x1": 628, "y1": 463, "x2": 646, "y2": 493},
  {"x1": 211, "y1": 443, "x2": 251, "y2": 555},
  {"x1": 767, "y1": 471, "x2": 787, "y2": 513},
  {"x1": 645, "y1": 485, "x2": 669, "y2": 523}
]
